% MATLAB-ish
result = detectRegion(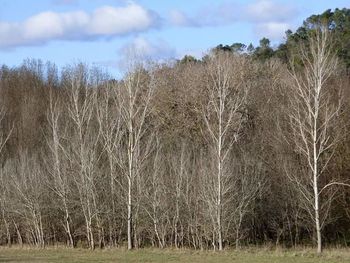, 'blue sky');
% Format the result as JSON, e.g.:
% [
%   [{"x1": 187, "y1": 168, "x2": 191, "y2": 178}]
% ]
[{"x1": 0, "y1": 0, "x2": 348, "y2": 76}]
